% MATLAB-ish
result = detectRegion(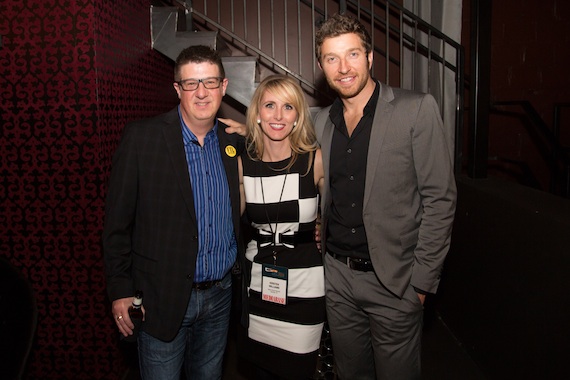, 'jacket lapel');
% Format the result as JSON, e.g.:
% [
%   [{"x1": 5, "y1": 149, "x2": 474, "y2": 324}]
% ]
[
  {"x1": 162, "y1": 109, "x2": 198, "y2": 227},
  {"x1": 216, "y1": 121, "x2": 243, "y2": 233},
  {"x1": 363, "y1": 82, "x2": 394, "y2": 210}
]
